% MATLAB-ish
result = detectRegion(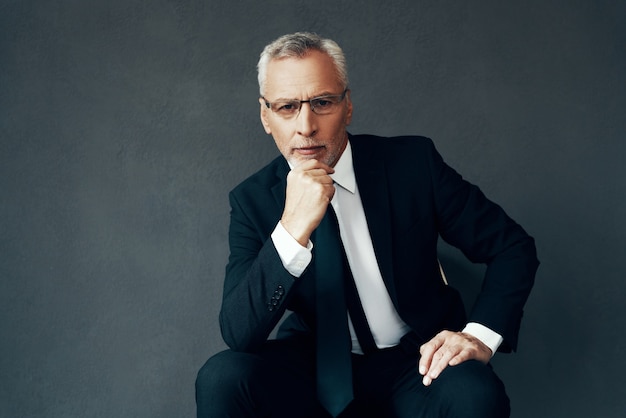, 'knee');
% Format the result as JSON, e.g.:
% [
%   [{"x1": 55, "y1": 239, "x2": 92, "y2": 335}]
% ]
[
  {"x1": 195, "y1": 354, "x2": 219, "y2": 395},
  {"x1": 196, "y1": 350, "x2": 259, "y2": 396},
  {"x1": 429, "y1": 361, "x2": 510, "y2": 417},
  {"x1": 196, "y1": 350, "x2": 266, "y2": 417}
]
